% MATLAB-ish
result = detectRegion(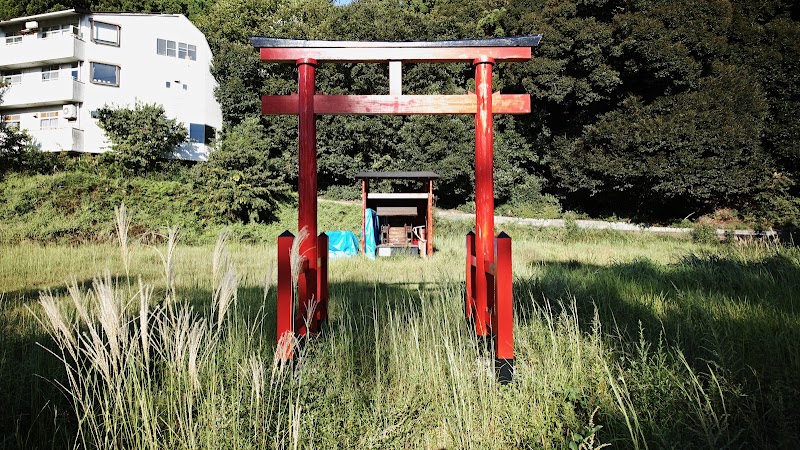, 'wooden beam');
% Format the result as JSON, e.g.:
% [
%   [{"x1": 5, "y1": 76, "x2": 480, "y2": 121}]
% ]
[
  {"x1": 389, "y1": 61, "x2": 402, "y2": 95},
  {"x1": 316, "y1": 232, "x2": 328, "y2": 330},
  {"x1": 251, "y1": 35, "x2": 543, "y2": 49},
  {"x1": 427, "y1": 179, "x2": 434, "y2": 256},
  {"x1": 494, "y1": 232, "x2": 514, "y2": 383},
  {"x1": 259, "y1": 47, "x2": 531, "y2": 63},
  {"x1": 276, "y1": 230, "x2": 295, "y2": 361},
  {"x1": 465, "y1": 232, "x2": 476, "y2": 321},
  {"x1": 361, "y1": 179, "x2": 367, "y2": 252},
  {"x1": 262, "y1": 94, "x2": 531, "y2": 115}
]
